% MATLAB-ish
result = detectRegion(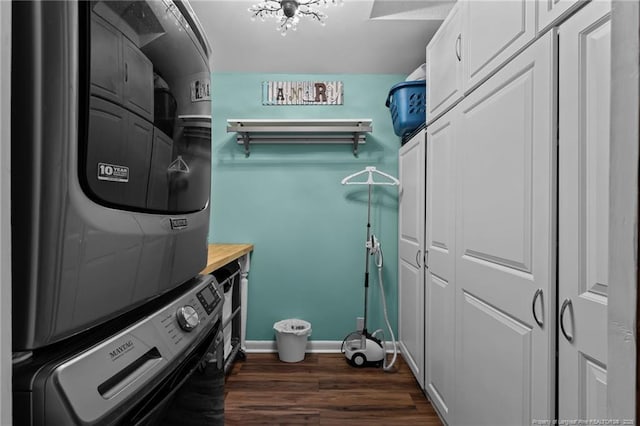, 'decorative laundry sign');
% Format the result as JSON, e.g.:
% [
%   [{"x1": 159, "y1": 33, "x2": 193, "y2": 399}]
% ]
[
  {"x1": 262, "y1": 81, "x2": 343, "y2": 105},
  {"x1": 190, "y1": 78, "x2": 210, "y2": 102}
]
